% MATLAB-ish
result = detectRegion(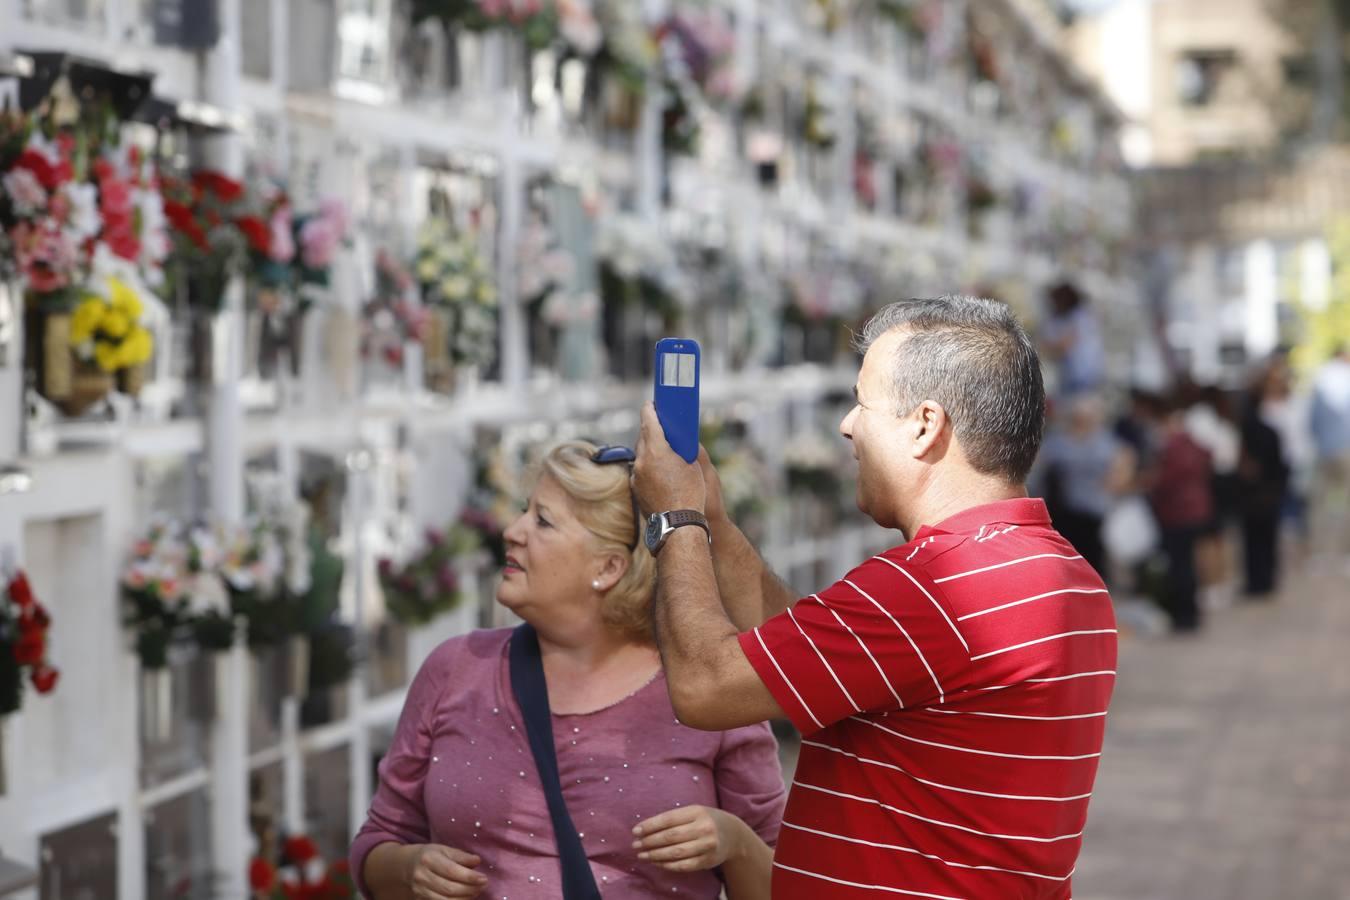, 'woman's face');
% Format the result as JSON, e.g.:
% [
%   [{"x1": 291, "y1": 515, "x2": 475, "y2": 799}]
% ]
[{"x1": 496, "y1": 474, "x2": 608, "y2": 628}]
